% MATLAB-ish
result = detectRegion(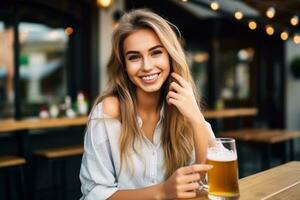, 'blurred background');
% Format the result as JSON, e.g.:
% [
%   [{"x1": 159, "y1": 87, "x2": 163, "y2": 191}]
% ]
[{"x1": 0, "y1": 0, "x2": 300, "y2": 199}]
